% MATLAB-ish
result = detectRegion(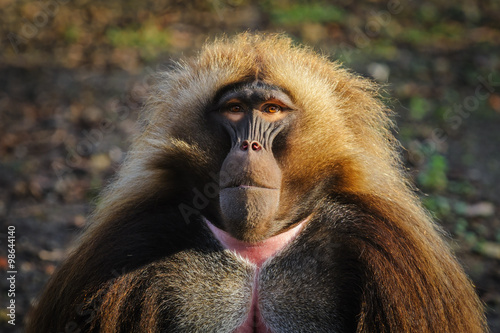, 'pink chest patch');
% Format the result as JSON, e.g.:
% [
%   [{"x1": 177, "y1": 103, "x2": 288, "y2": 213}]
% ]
[
  {"x1": 205, "y1": 219, "x2": 306, "y2": 268},
  {"x1": 204, "y1": 218, "x2": 309, "y2": 333}
]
